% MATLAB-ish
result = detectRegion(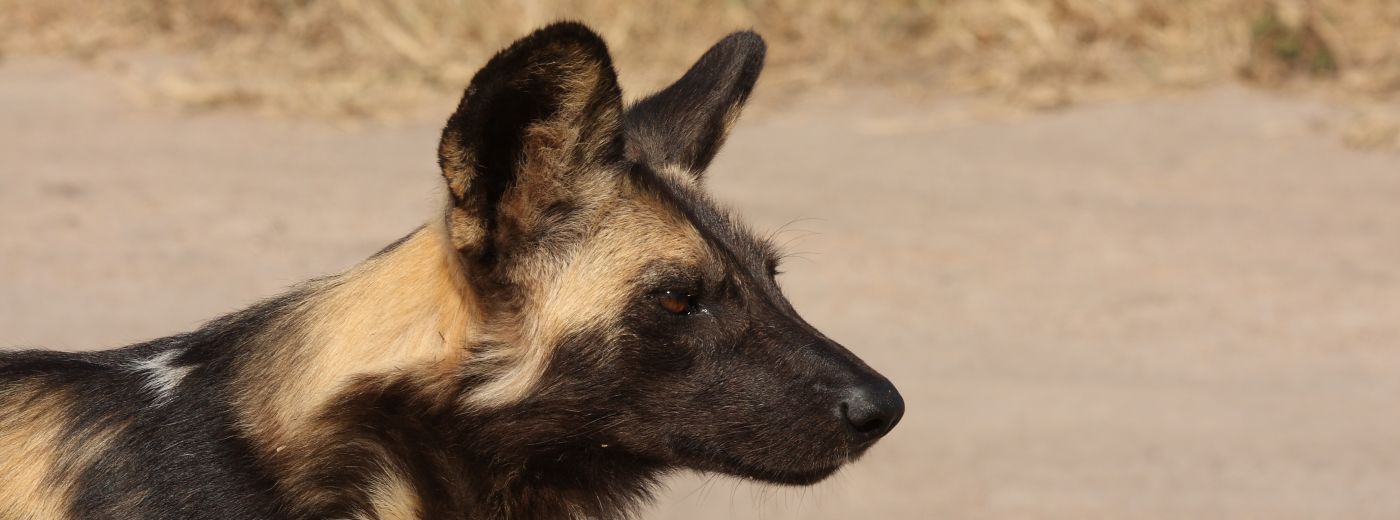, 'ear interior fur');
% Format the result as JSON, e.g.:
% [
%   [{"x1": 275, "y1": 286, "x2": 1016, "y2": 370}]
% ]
[
  {"x1": 625, "y1": 31, "x2": 766, "y2": 176},
  {"x1": 438, "y1": 22, "x2": 626, "y2": 260}
]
